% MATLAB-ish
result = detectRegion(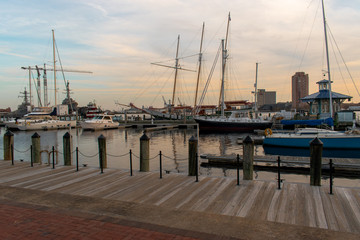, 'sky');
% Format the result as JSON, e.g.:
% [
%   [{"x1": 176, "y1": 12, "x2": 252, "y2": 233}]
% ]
[{"x1": 1, "y1": 0, "x2": 360, "y2": 111}]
